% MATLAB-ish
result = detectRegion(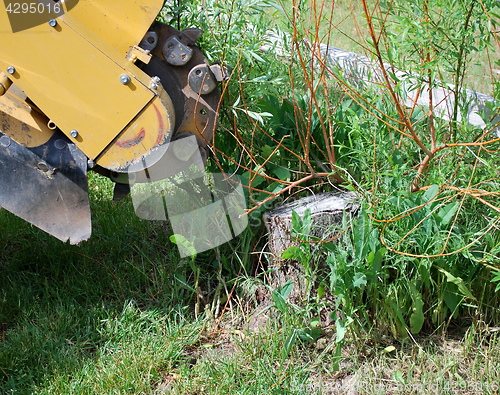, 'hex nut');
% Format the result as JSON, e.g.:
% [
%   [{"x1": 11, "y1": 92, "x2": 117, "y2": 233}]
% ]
[{"x1": 120, "y1": 74, "x2": 131, "y2": 85}]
